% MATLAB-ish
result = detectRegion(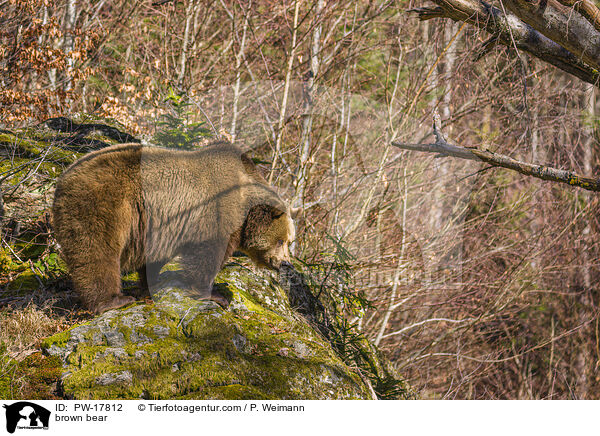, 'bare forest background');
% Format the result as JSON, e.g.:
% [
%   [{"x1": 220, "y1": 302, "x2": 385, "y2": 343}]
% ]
[{"x1": 2, "y1": 0, "x2": 600, "y2": 399}]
